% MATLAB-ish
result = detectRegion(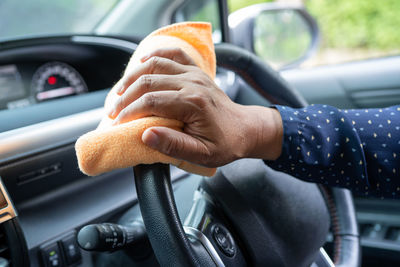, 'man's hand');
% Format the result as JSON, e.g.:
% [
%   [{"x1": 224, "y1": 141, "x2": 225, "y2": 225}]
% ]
[{"x1": 108, "y1": 48, "x2": 283, "y2": 167}]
